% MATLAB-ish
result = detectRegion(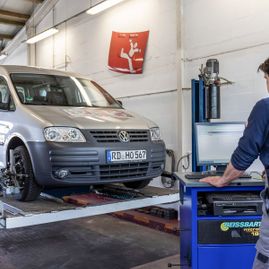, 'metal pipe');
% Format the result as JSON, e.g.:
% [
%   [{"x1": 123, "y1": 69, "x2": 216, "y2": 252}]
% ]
[{"x1": 183, "y1": 41, "x2": 269, "y2": 62}]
